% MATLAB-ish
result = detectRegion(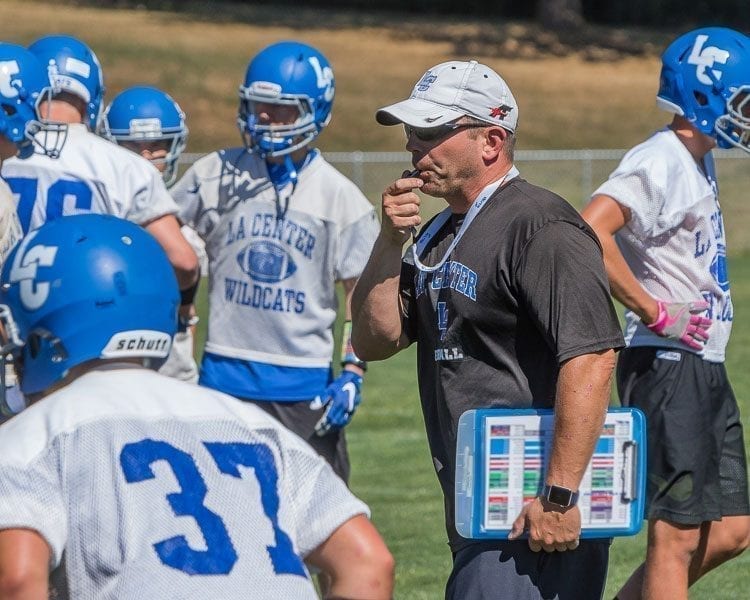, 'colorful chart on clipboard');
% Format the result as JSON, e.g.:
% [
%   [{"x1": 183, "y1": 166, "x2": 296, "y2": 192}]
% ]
[{"x1": 455, "y1": 407, "x2": 646, "y2": 539}]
